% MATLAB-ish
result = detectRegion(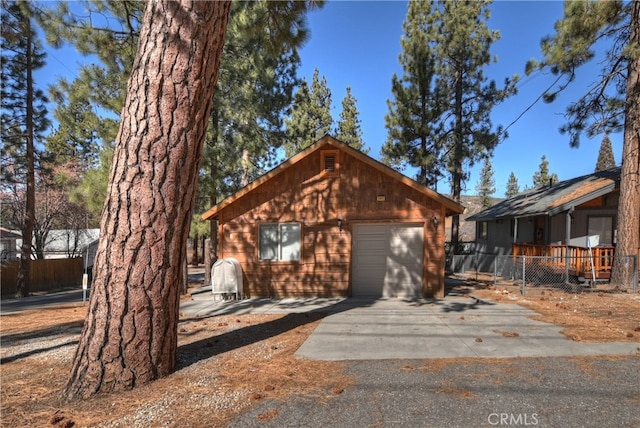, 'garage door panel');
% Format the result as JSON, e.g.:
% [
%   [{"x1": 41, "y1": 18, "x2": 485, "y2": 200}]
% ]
[
  {"x1": 388, "y1": 248, "x2": 422, "y2": 262},
  {"x1": 352, "y1": 224, "x2": 423, "y2": 298},
  {"x1": 385, "y1": 264, "x2": 422, "y2": 286},
  {"x1": 356, "y1": 269, "x2": 386, "y2": 284},
  {"x1": 354, "y1": 238, "x2": 387, "y2": 251}
]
